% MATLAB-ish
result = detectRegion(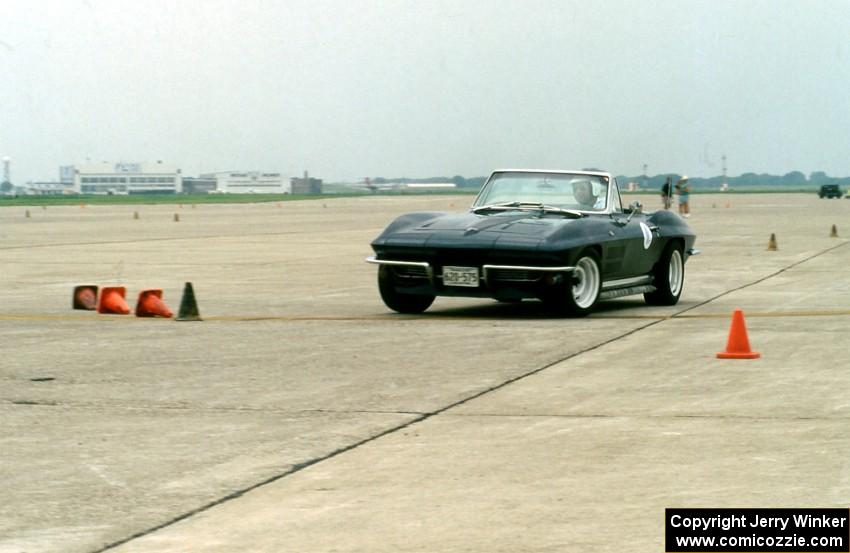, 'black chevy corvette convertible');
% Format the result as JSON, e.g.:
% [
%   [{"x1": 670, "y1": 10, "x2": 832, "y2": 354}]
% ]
[{"x1": 367, "y1": 169, "x2": 698, "y2": 316}]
